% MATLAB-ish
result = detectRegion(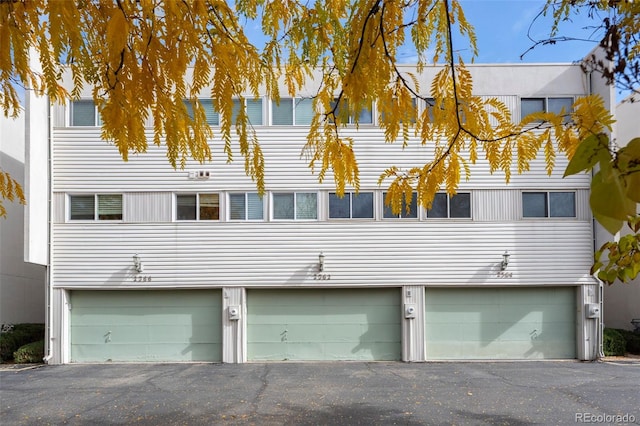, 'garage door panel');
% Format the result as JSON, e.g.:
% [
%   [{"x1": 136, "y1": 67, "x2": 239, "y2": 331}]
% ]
[
  {"x1": 71, "y1": 290, "x2": 222, "y2": 363},
  {"x1": 426, "y1": 287, "x2": 576, "y2": 360},
  {"x1": 248, "y1": 289, "x2": 401, "y2": 361}
]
